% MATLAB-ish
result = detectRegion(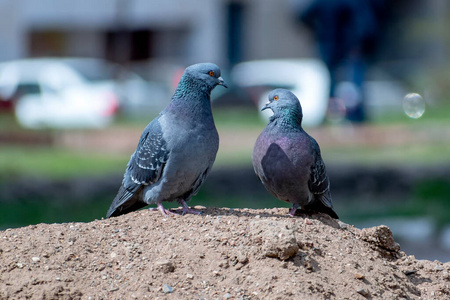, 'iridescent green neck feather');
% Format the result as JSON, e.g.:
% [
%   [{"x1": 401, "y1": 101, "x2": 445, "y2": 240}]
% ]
[
  {"x1": 173, "y1": 74, "x2": 210, "y2": 100},
  {"x1": 270, "y1": 105, "x2": 303, "y2": 130}
]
